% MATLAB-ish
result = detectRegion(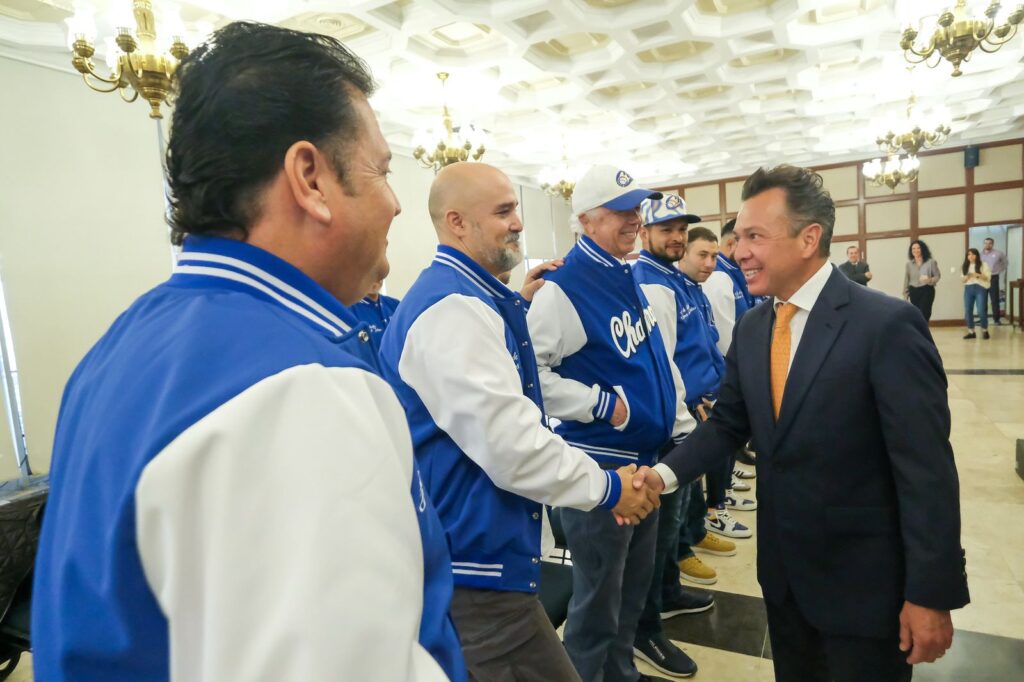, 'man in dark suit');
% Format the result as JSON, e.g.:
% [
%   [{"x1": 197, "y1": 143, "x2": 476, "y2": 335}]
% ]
[
  {"x1": 838, "y1": 244, "x2": 872, "y2": 285},
  {"x1": 640, "y1": 165, "x2": 969, "y2": 682}
]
